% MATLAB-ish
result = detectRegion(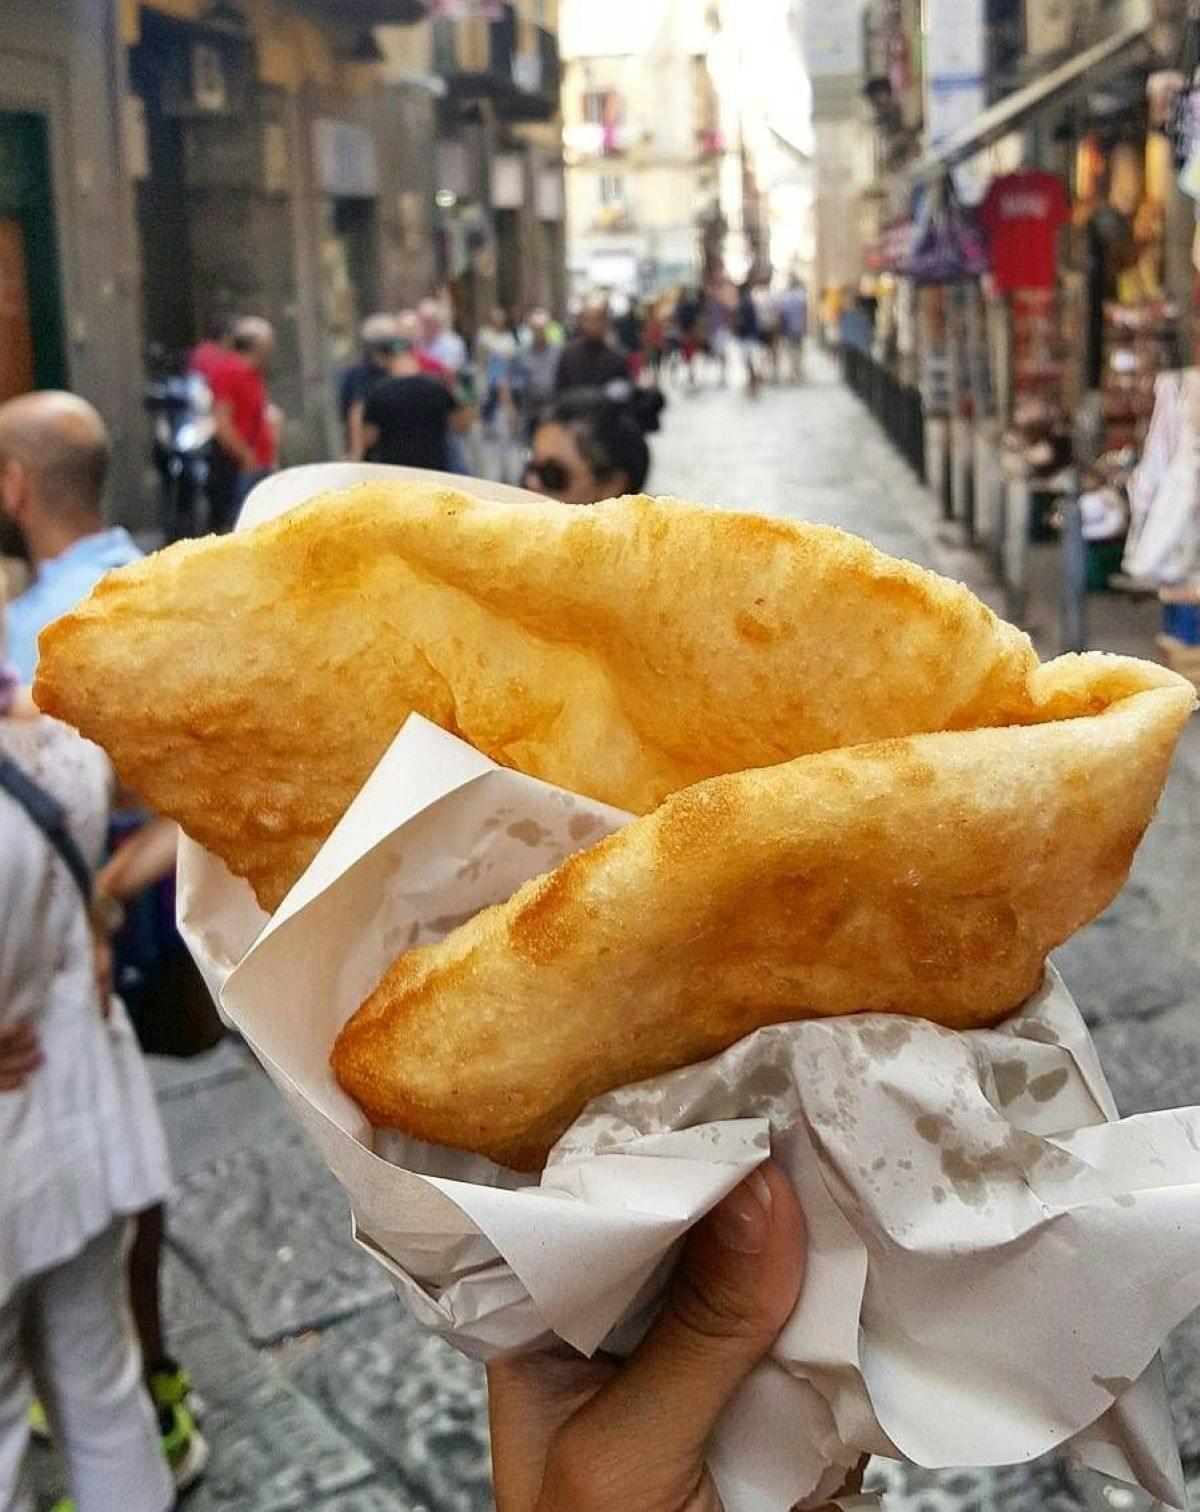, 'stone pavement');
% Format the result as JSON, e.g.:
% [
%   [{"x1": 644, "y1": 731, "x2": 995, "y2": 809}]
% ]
[{"x1": 27, "y1": 354, "x2": 1199, "y2": 1510}]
